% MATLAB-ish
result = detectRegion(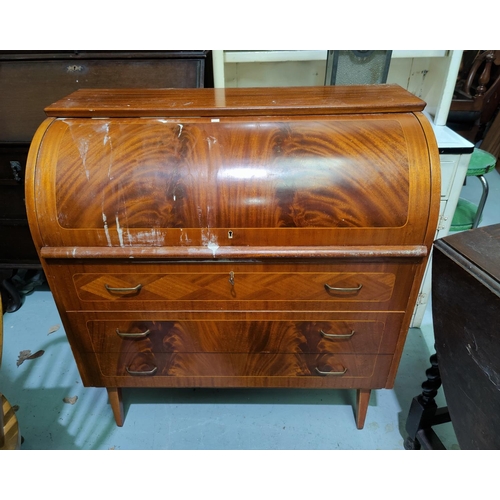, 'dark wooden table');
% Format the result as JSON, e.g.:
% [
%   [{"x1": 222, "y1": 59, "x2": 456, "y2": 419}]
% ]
[{"x1": 405, "y1": 224, "x2": 500, "y2": 449}]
